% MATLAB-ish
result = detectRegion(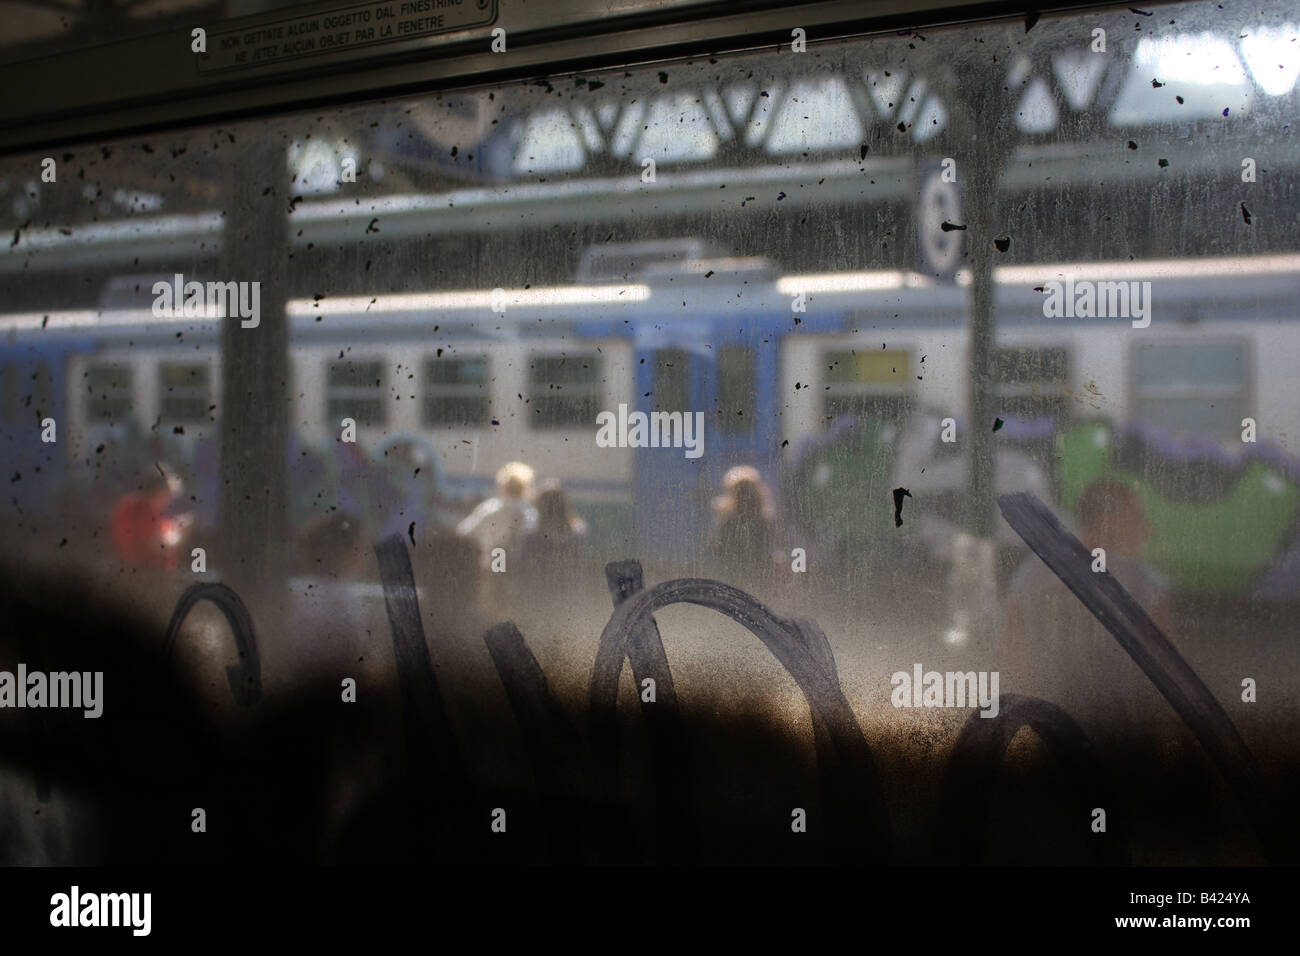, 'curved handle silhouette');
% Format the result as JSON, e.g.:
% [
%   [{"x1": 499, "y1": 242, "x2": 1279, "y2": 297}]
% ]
[
  {"x1": 937, "y1": 693, "x2": 1125, "y2": 864},
  {"x1": 998, "y1": 491, "x2": 1285, "y2": 861},
  {"x1": 590, "y1": 575, "x2": 893, "y2": 860},
  {"x1": 162, "y1": 582, "x2": 261, "y2": 707}
]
